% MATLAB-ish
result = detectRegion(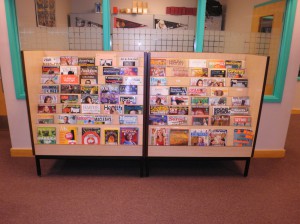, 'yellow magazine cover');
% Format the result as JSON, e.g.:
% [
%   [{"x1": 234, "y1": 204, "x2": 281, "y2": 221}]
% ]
[{"x1": 59, "y1": 126, "x2": 78, "y2": 144}]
